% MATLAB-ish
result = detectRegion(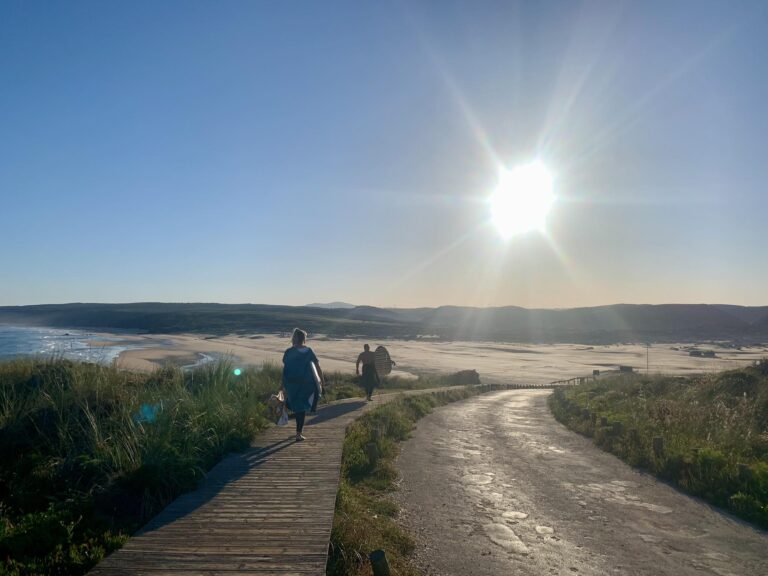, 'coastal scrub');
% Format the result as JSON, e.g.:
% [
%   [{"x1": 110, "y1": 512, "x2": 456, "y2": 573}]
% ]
[
  {"x1": 549, "y1": 360, "x2": 768, "y2": 528},
  {"x1": 0, "y1": 357, "x2": 279, "y2": 575}
]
